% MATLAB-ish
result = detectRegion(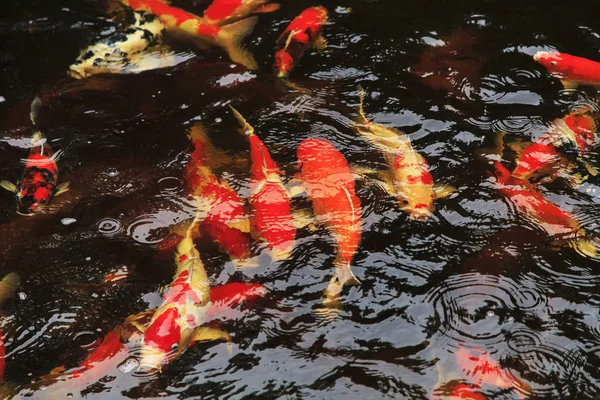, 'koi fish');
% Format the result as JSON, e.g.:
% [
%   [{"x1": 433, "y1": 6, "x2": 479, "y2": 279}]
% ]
[
  {"x1": 296, "y1": 138, "x2": 362, "y2": 304},
  {"x1": 534, "y1": 51, "x2": 600, "y2": 89},
  {"x1": 184, "y1": 124, "x2": 253, "y2": 263},
  {"x1": 229, "y1": 105, "x2": 295, "y2": 261},
  {"x1": 27, "y1": 282, "x2": 265, "y2": 393},
  {"x1": 354, "y1": 86, "x2": 455, "y2": 220},
  {"x1": 1, "y1": 98, "x2": 69, "y2": 215},
  {"x1": 203, "y1": 0, "x2": 280, "y2": 26},
  {"x1": 510, "y1": 108, "x2": 598, "y2": 183},
  {"x1": 0, "y1": 272, "x2": 20, "y2": 382},
  {"x1": 455, "y1": 347, "x2": 530, "y2": 398},
  {"x1": 448, "y1": 384, "x2": 487, "y2": 400},
  {"x1": 274, "y1": 6, "x2": 328, "y2": 78},
  {"x1": 69, "y1": 11, "x2": 194, "y2": 79},
  {"x1": 120, "y1": 0, "x2": 259, "y2": 69}
]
